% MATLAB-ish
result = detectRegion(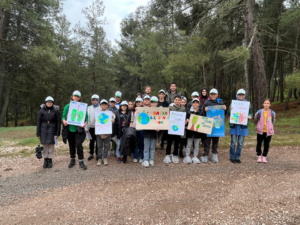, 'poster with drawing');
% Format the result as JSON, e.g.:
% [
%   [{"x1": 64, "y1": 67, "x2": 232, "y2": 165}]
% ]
[
  {"x1": 136, "y1": 107, "x2": 170, "y2": 130},
  {"x1": 168, "y1": 111, "x2": 186, "y2": 136},
  {"x1": 95, "y1": 111, "x2": 113, "y2": 135},
  {"x1": 67, "y1": 101, "x2": 88, "y2": 127},
  {"x1": 207, "y1": 106, "x2": 225, "y2": 137},
  {"x1": 187, "y1": 114, "x2": 214, "y2": 134},
  {"x1": 230, "y1": 100, "x2": 250, "y2": 125}
]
